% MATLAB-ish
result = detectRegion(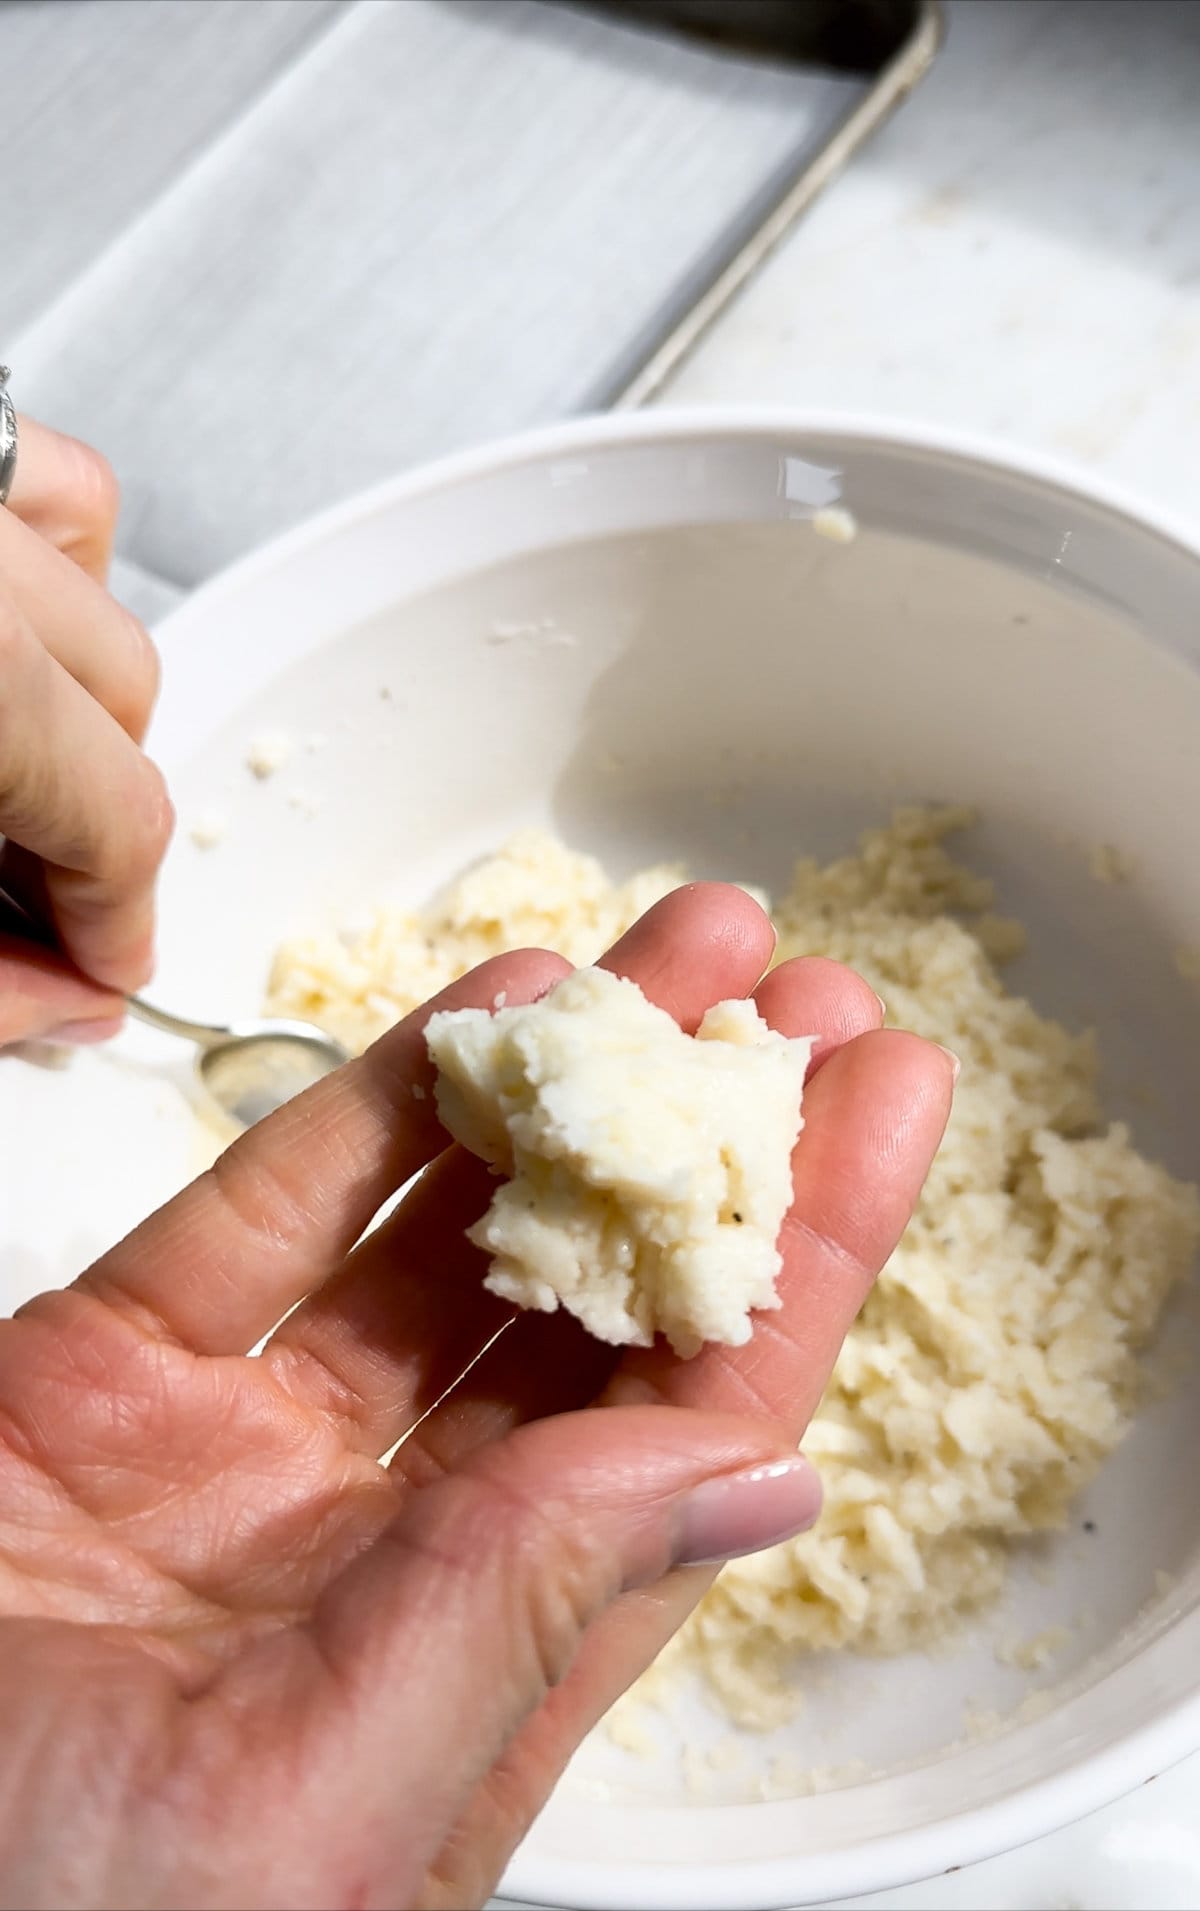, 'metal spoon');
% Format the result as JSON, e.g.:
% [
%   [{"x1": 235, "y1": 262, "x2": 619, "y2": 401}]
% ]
[
  {"x1": 0, "y1": 885, "x2": 348, "y2": 1128},
  {"x1": 126, "y1": 997, "x2": 349, "y2": 1129}
]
